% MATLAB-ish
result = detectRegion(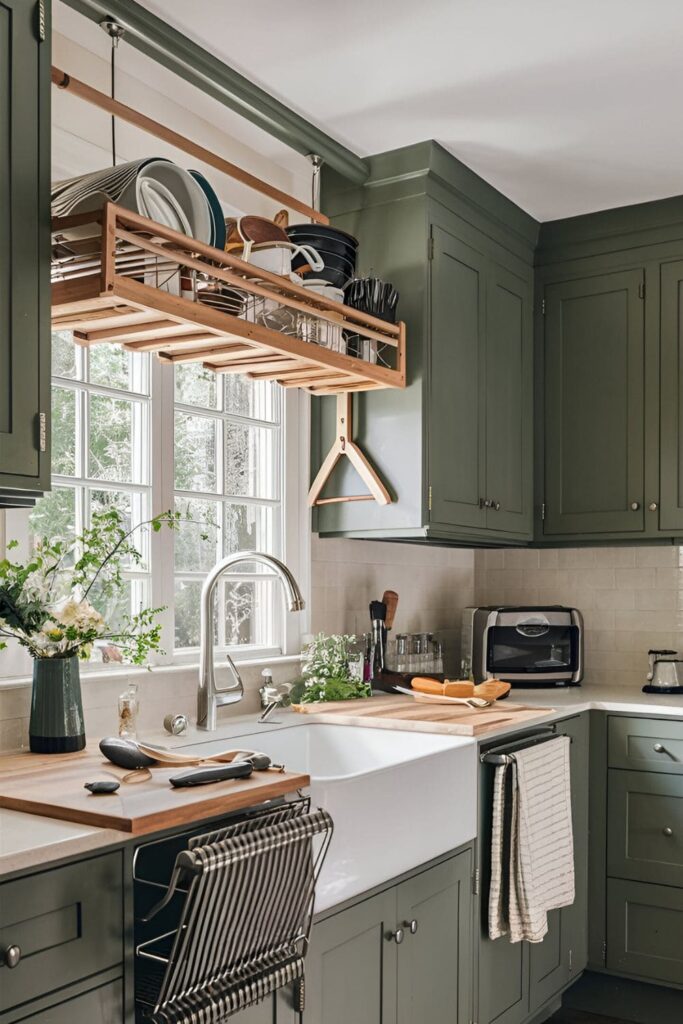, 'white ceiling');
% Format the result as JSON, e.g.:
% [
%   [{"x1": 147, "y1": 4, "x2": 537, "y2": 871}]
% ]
[{"x1": 134, "y1": 0, "x2": 683, "y2": 222}]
